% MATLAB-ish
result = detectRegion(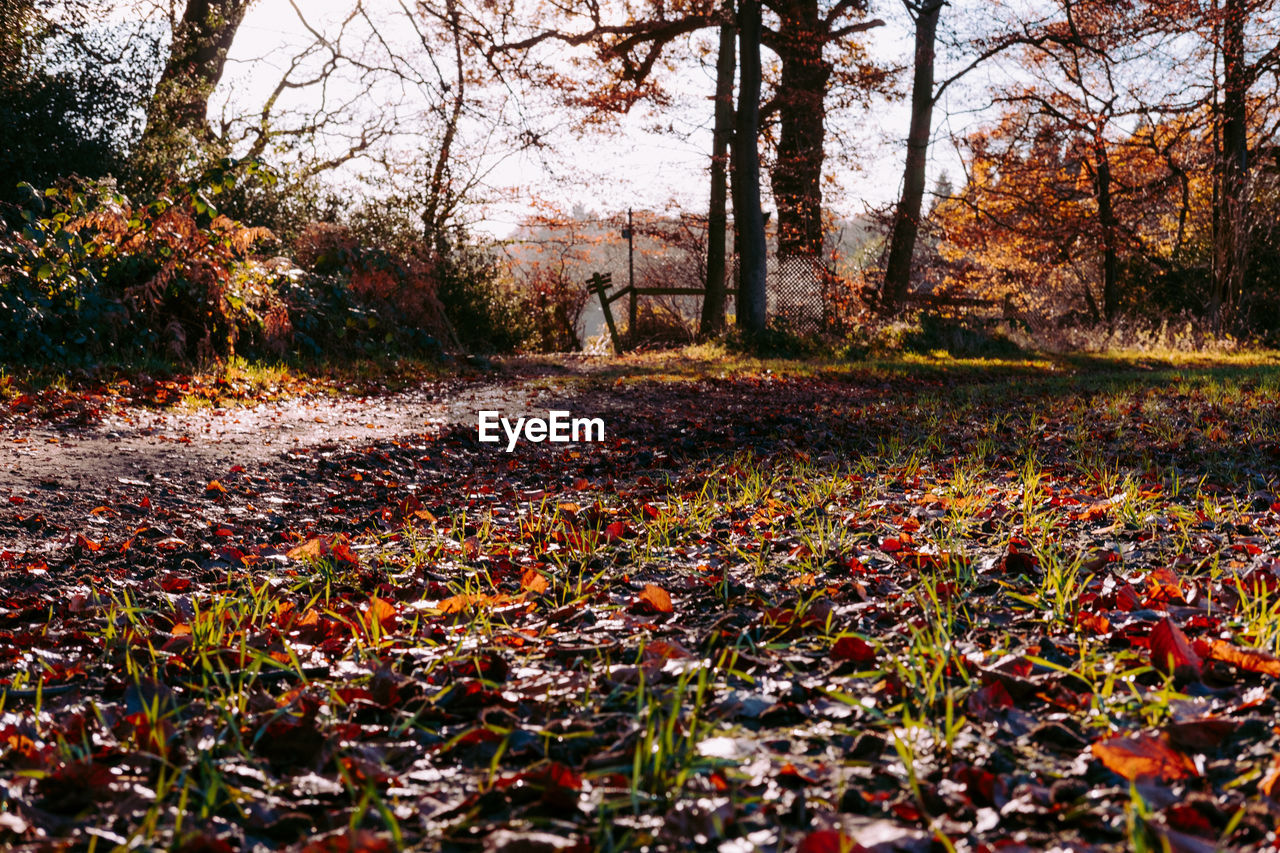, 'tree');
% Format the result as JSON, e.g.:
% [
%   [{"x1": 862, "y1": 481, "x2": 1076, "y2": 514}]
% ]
[
  {"x1": 135, "y1": 0, "x2": 255, "y2": 185},
  {"x1": 481, "y1": 0, "x2": 885, "y2": 264},
  {"x1": 735, "y1": 0, "x2": 768, "y2": 335},
  {"x1": 1202, "y1": 0, "x2": 1280, "y2": 325},
  {"x1": 0, "y1": 0, "x2": 152, "y2": 209},
  {"x1": 761, "y1": 0, "x2": 884, "y2": 259},
  {"x1": 880, "y1": 0, "x2": 944, "y2": 312},
  {"x1": 699, "y1": 0, "x2": 736, "y2": 337}
]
